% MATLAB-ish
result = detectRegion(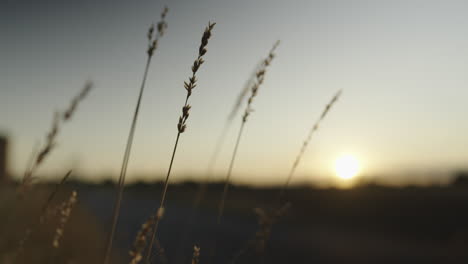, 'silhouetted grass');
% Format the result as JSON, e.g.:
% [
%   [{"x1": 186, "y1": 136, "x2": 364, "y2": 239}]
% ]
[
  {"x1": 217, "y1": 41, "x2": 280, "y2": 224},
  {"x1": 145, "y1": 21, "x2": 216, "y2": 264},
  {"x1": 20, "y1": 81, "x2": 93, "y2": 194},
  {"x1": 280, "y1": 90, "x2": 342, "y2": 198},
  {"x1": 103, "y1": 7, "x2": 168, "y2": 264}
]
